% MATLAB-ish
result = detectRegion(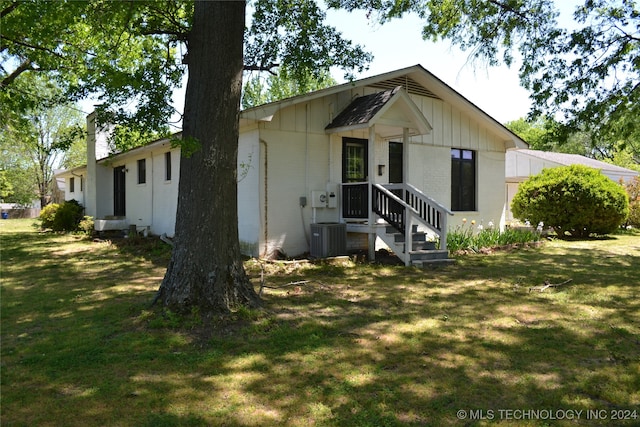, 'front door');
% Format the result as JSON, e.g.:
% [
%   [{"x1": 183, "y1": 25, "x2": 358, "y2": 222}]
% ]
[
  {"x1": 342, "y1": 137, "x2": 369, "y2": 218},
  {"x1": 113, "y1": 166, "x2": 126, "y2": 216}
]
